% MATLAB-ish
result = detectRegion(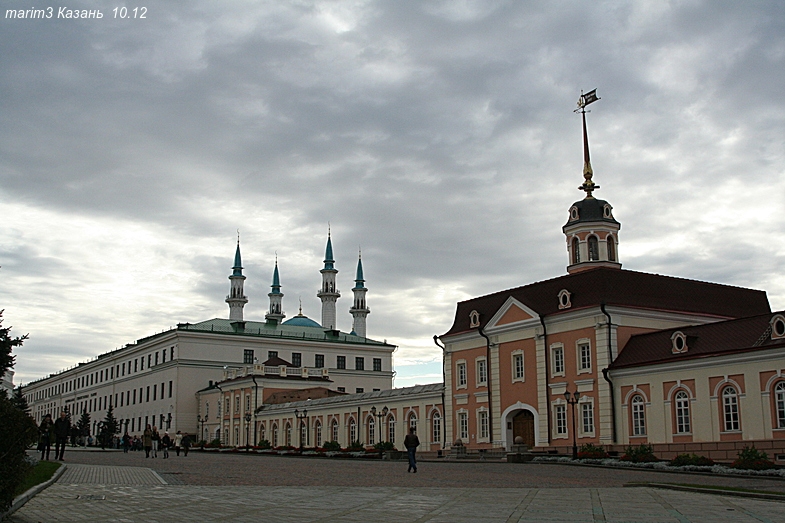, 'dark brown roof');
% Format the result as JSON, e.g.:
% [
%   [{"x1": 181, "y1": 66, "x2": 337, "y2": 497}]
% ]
[
  {"x1": 442, "y1": 268, "x2": 770, "y2": 337},
  {"x1": 610, "y1": 312, "x2": 785, "y2": 370},
  {"x1": 262, "y1": 356, "x2": 296, "y2": 367}
]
